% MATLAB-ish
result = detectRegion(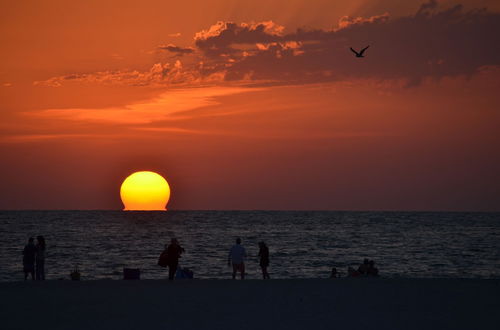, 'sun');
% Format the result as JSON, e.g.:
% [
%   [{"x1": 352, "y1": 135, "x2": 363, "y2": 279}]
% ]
[{"x1": 120, "y1": 171, "x2": 170, "y2": 211}]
